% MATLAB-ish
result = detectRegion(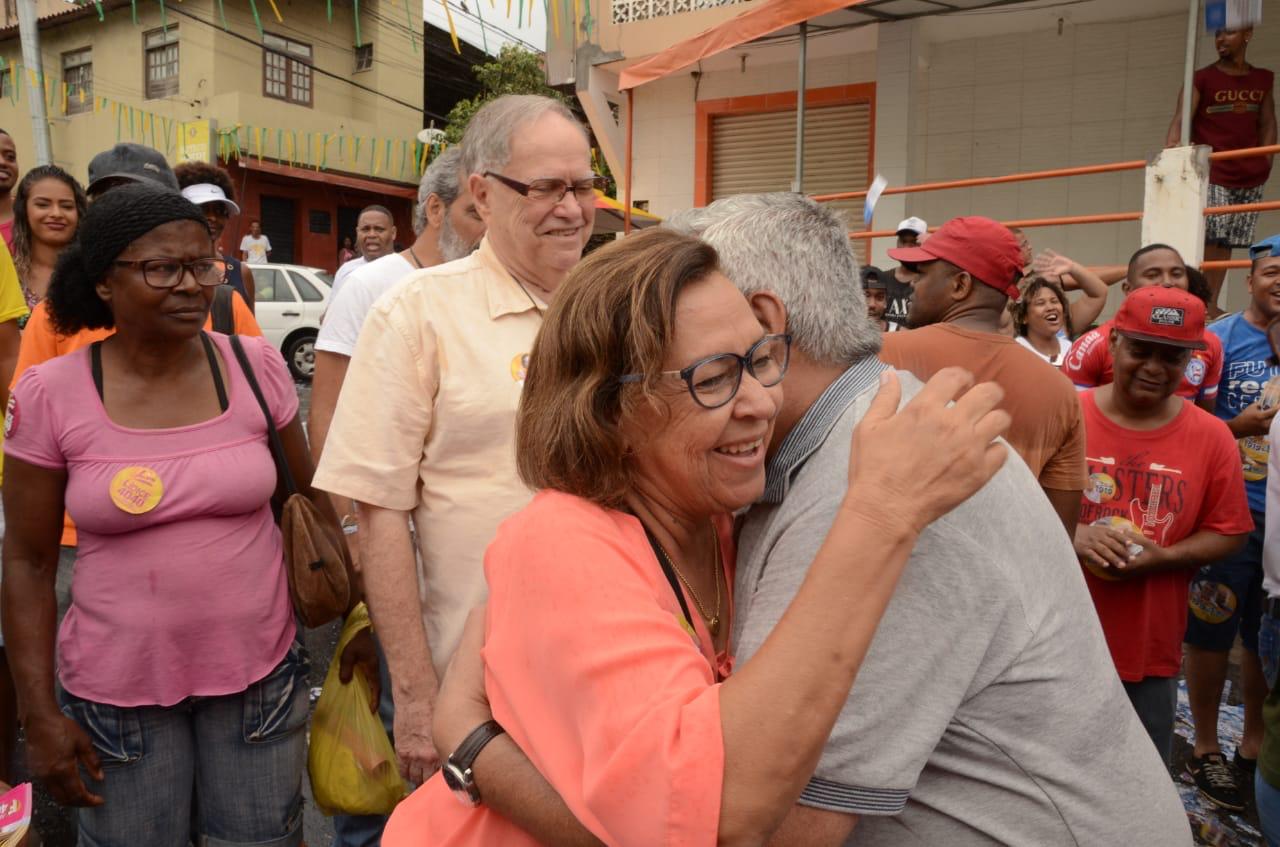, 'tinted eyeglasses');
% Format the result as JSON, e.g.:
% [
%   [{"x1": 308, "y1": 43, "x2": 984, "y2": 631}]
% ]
[
  {"x1": 113, "y1": 258, "x2": 228, "y2": 290},
  {"x1": 619, "y1": 334, "x2": 792, "y2": 410},
  {"x1": 484, "y1": 171, "x2": 607, "y2": 205}
]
